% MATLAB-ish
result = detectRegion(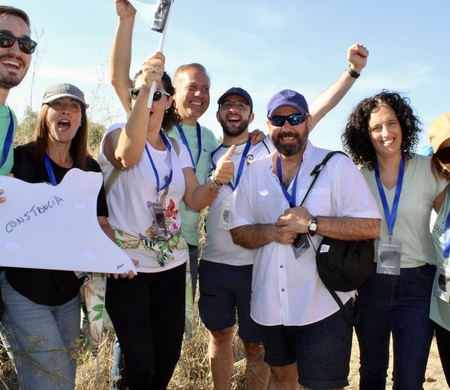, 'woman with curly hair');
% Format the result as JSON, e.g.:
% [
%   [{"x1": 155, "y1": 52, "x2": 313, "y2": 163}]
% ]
[
  {"x1": 341, "y1": 90, "x2": 446, "y2": 389},
  {"x1": 99, "y1": 52, "x2": 234, "y2": 389}
]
